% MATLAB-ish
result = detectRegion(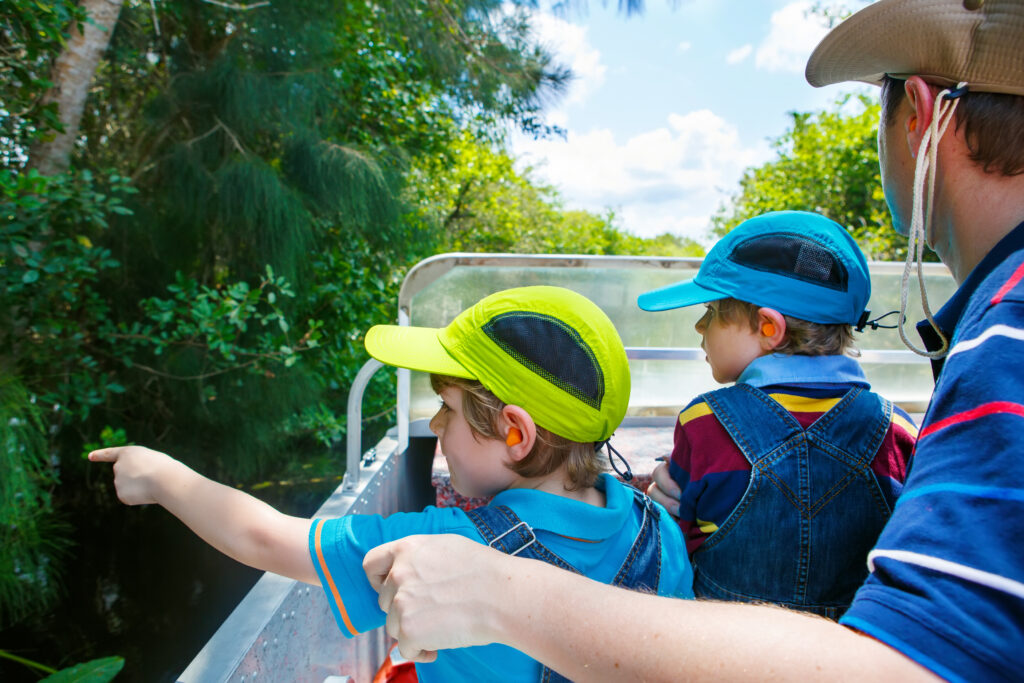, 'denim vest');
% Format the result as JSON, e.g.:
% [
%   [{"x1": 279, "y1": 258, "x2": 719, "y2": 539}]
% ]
[
  {"x1": 693, "y1": 383, "x2": 893, "y2": 619},
  {"x1": 467, "y1": 487, "x2": 662, "y2": 683}
]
